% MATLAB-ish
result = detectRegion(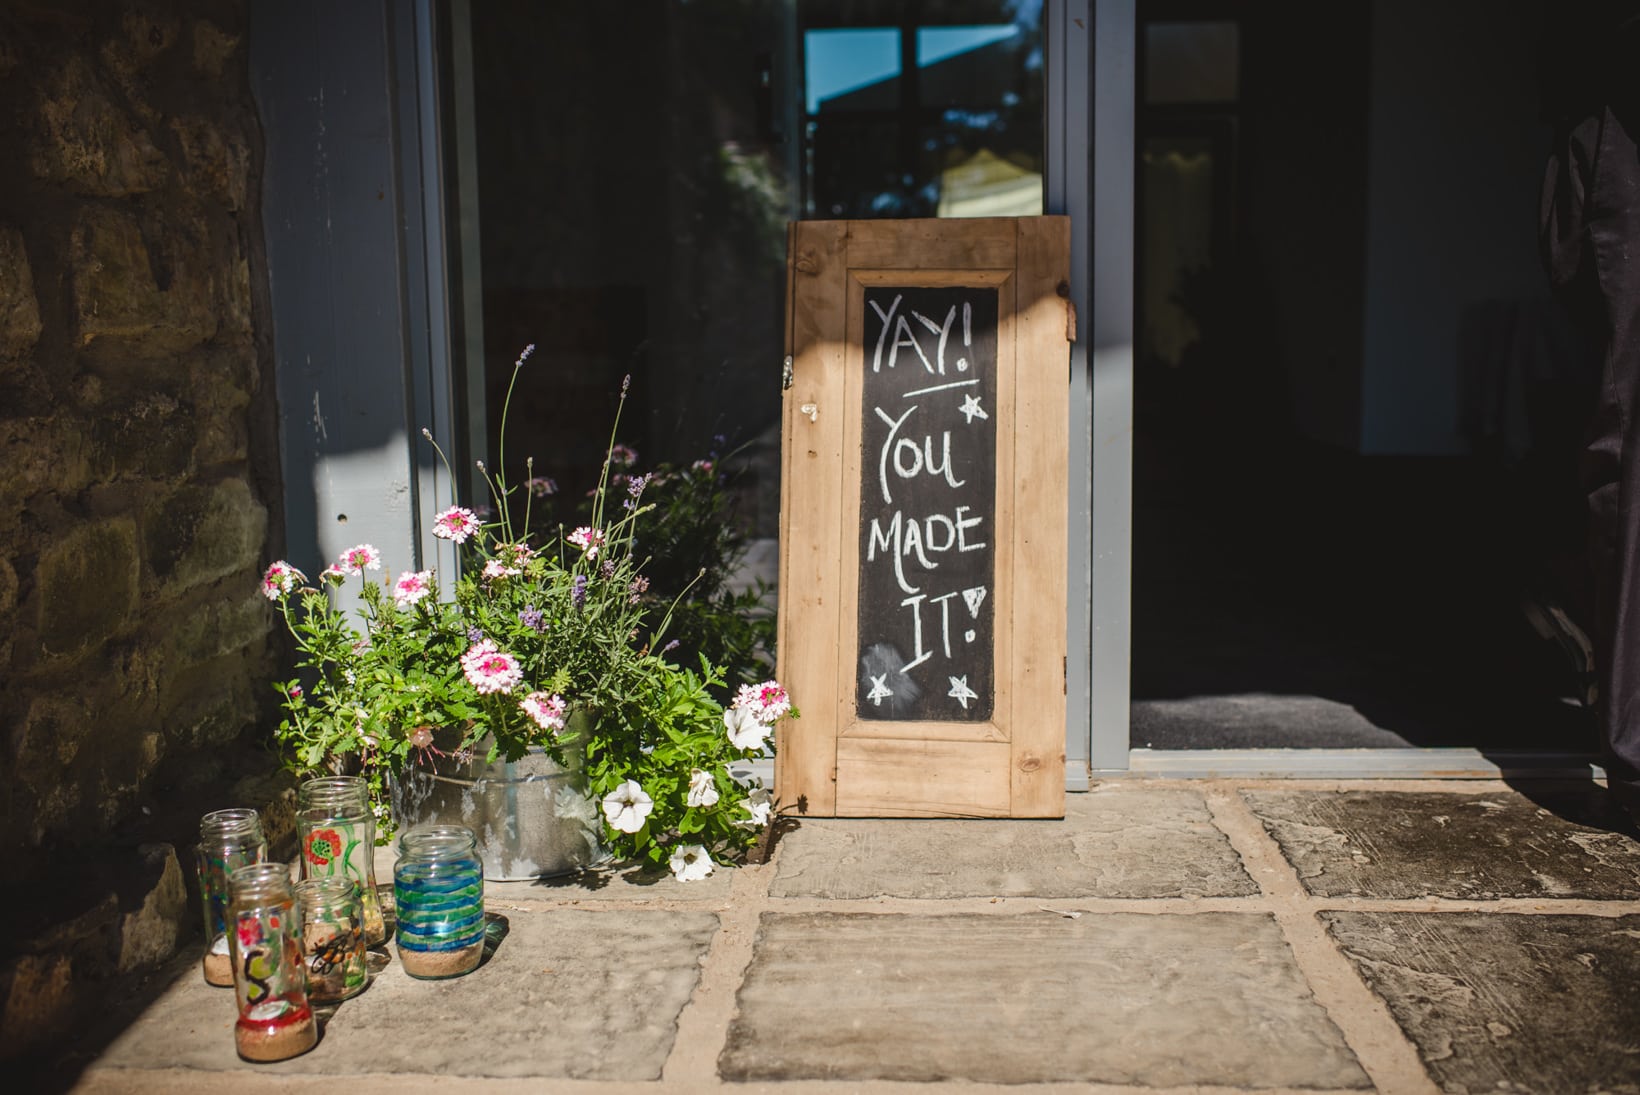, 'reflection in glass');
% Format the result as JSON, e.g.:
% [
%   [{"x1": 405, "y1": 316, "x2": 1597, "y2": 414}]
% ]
[
  {"x1": 802, "y1": 1, "x2": 1043, "y2": 219},
  {"x1": 451, "y1": 1, "x2": 1045, "y2": 625}
]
